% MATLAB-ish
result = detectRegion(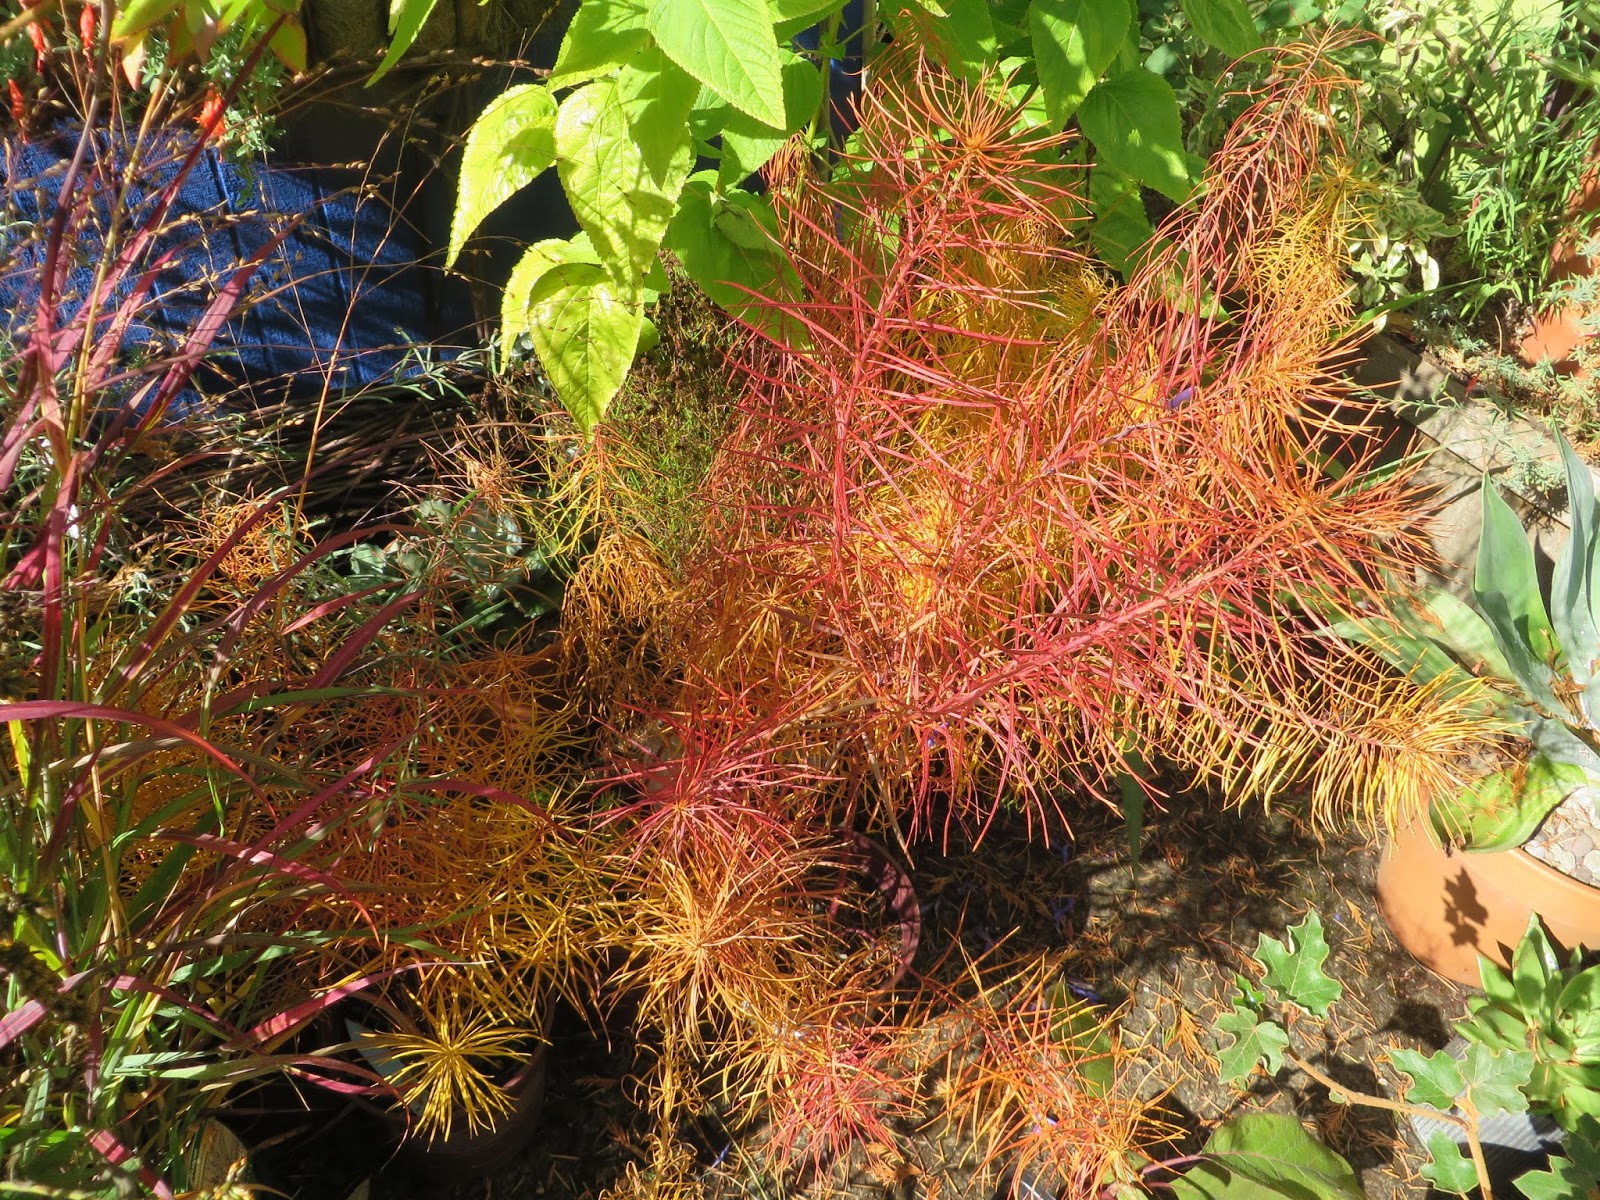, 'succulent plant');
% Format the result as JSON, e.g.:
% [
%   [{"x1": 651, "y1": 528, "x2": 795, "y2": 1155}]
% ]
[{"x1": 1331, "y1": 429, "x2": 1600, "y2": 850}]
